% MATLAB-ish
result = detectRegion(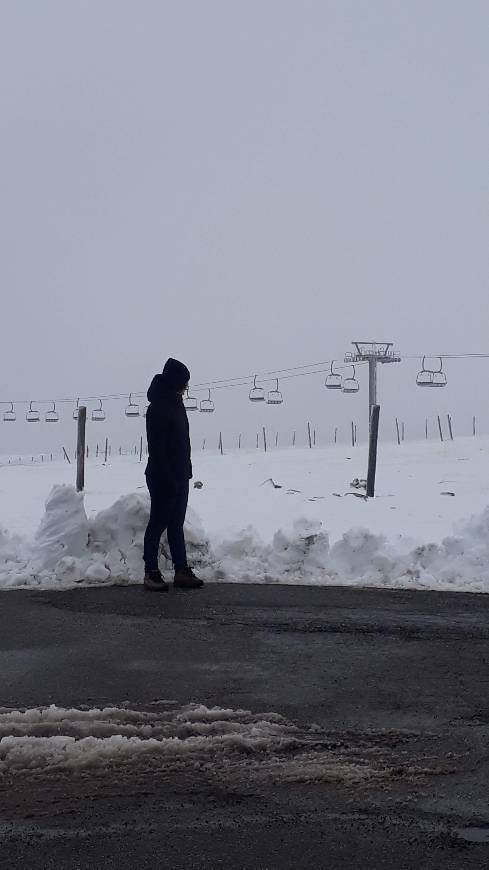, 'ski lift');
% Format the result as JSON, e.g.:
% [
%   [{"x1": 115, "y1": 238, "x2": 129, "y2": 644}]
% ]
[
  {"x1": 325, "y1": 361, "x2": 343, "y2": 390},
  {"x1": 200, "y1": 389, "x2": 215, "y2": 413},
  {"x1": 73, "y1": 398, "x2": 80, "y2": 421},
  {"x1": 342, "y1": 366, "x2": 360, "y2": 394},
  {"x1": 125, "y1": 393, "x2": 140, "y2": 417},
  {"x1": 45, "y1": 402, "x2": 59, "y2": 423},
  {"x1": 249, "y1": 375, "x2": 265, "y2": 402},
  {"x1": 183, "y1": 388, "x2": 198, "y2": 411},
  {"x1": 92, "y1": 399, "x2": 106, "y2": 422},
  {"x1": 26, "y1": 401, "x2": 40, "y2": 423},
  {"x1": 416, "y1": 357, "x2": 447, "y2": 388},
  {"x1": 267, "y1": 378, "x2": 283, "y2": 405},
  {"x1": 3, "y1": 402, "x2": 16, "y2": 422}
]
